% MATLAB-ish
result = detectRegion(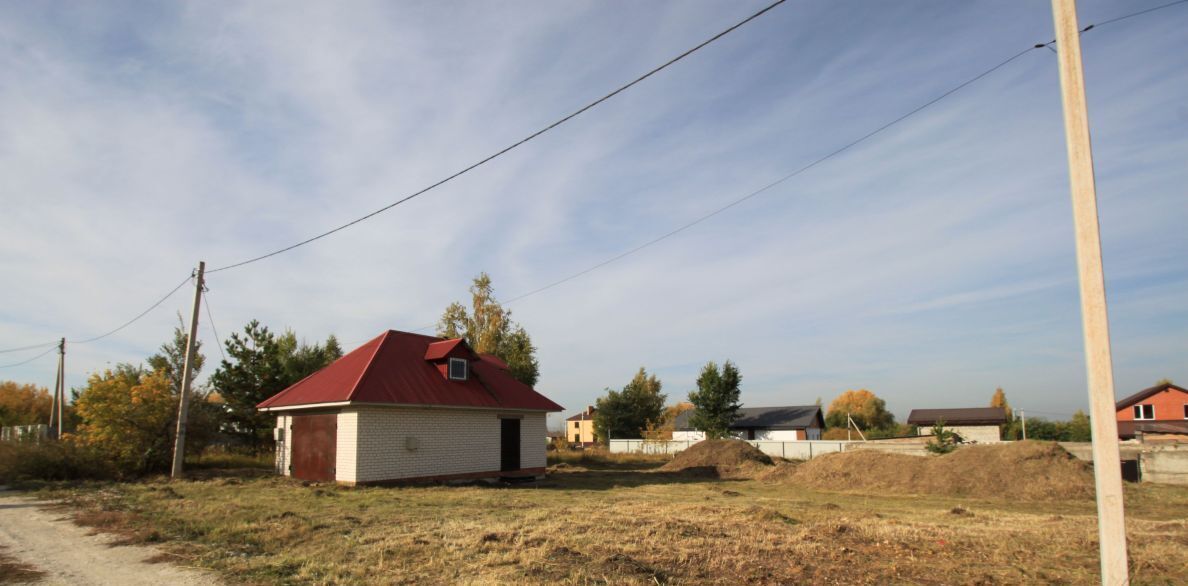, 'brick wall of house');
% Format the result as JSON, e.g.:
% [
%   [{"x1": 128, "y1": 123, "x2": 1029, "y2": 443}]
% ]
[
  {"x1": 348, "y1": 406, "x2": 547, "y2": 483},
  {"x1": 1117, "y1": 387, "x2": 1188, "y2": 422}
]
